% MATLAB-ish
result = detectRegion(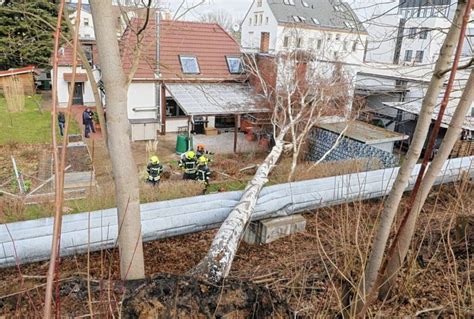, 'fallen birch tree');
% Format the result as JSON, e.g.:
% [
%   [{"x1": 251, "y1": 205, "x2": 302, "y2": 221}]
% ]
[{"x1": 192, "y1": 49, "x2": 353, "y2": 281}]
